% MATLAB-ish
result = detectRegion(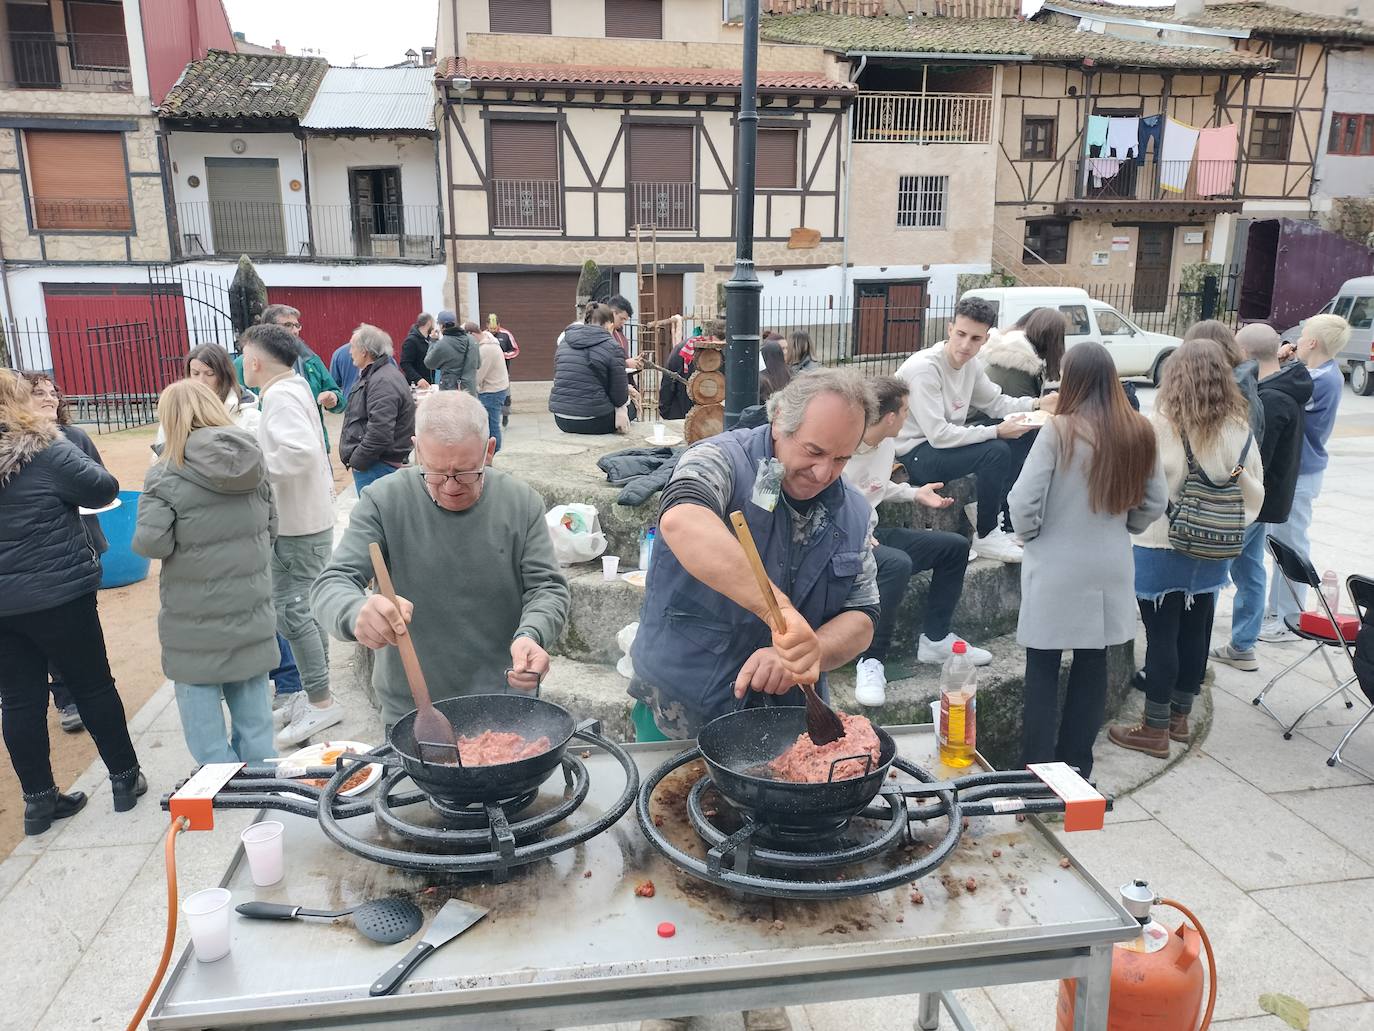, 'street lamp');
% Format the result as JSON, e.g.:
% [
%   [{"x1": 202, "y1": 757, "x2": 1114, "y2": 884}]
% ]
[{"x1": 723, "y1": 0, "x2": 762, "y2": 428}]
